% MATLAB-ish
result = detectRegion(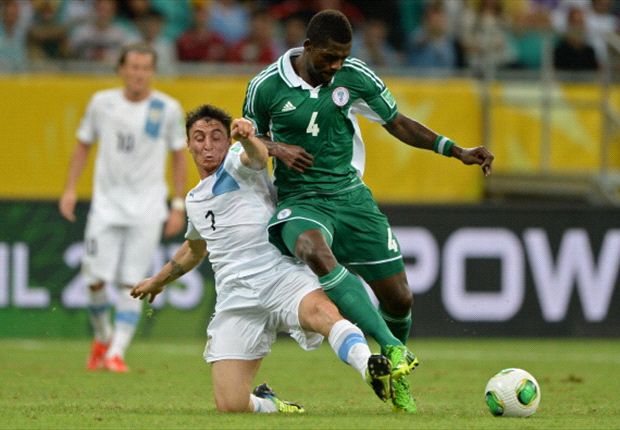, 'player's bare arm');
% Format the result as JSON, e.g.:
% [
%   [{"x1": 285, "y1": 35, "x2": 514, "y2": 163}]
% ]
[
  {"x1": 384, "y1": 113, "x2": 494, "y2": 176},
  {"x1": 232, "y1": 118, "x2": 269, "y2": 170},
  {"x1": 259, "y1": 137, "x2": 314, "y2": 173},
  {"x1": 59, "y1": 141, "x2": 92, "y2": 222},
  {"x1": 164, "y1": 149, "x2": 188, "y2": 238},
  {"x1": 131, "y1": 239, "x2": 207, "y2": 303}
]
